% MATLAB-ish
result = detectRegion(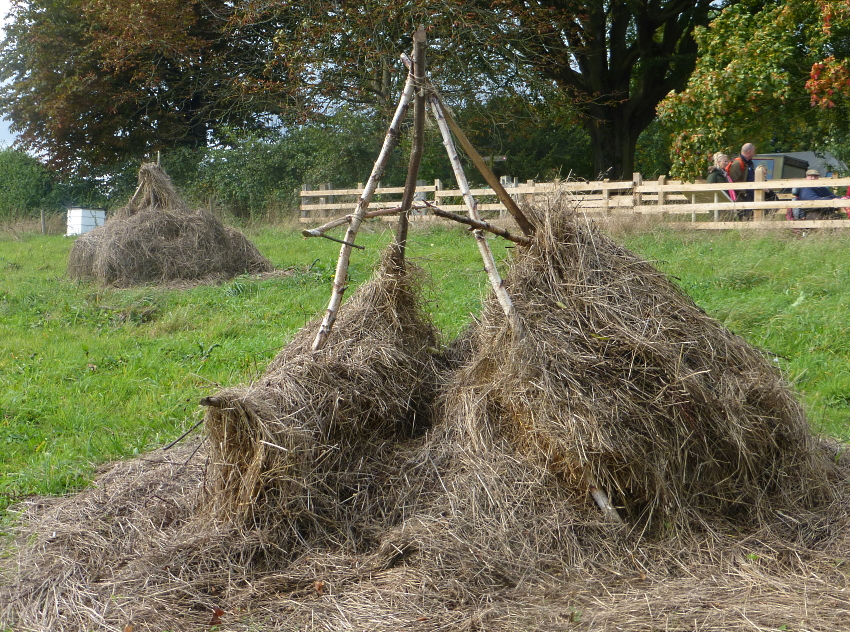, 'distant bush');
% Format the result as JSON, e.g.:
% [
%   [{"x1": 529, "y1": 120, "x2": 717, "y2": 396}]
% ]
[{"x1": 0, "y1": 147, "x2": 57, "y2": 220}]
